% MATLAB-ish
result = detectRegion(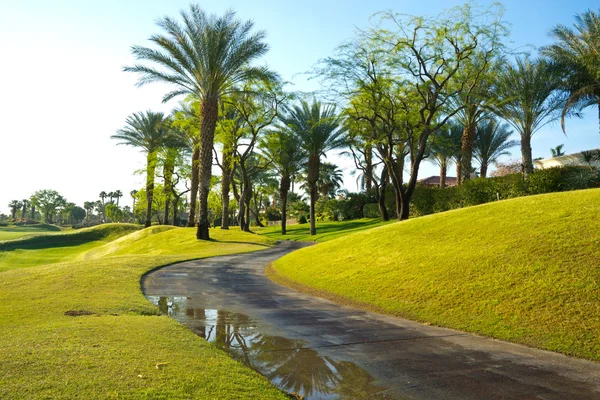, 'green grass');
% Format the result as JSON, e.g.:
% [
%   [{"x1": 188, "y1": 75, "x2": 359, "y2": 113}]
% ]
[
  {"x1": 0, "y1": 223, "x2": 141, "y2": 272},
  {"x1": 269, "y1": 189, "x2": 600, "y2": 361},
  {"x1": 0, "y1": 225, "x2": 288, "y2": 399},
  {"x1": 0, "y1": 223, "x2": 61, "y2": 240},
  {"x1": 256, "y1": 218, "x2": 393, "y2": 242}
]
